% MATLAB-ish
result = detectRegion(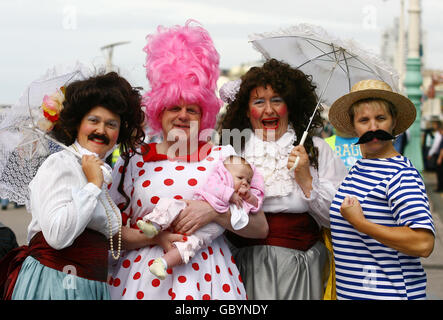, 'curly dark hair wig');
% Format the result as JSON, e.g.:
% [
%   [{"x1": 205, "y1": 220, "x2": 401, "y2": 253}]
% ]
[
  {"x1": 218, "y1": 59, "x2": 323, "y2": 169},
  {"x1": 51, "y1": 71, "x2": 145, "y2": 160}
]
